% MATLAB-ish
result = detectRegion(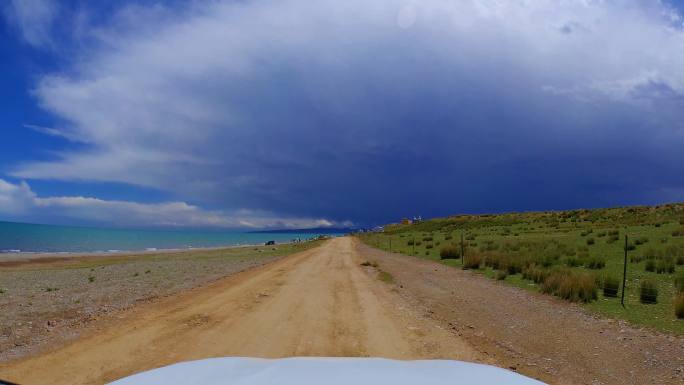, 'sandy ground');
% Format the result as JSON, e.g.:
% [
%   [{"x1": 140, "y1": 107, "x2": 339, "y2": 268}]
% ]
[
  {"x1": 0, "y1": 244, "x2": 309, "y2": 363},
  {"x1": 0, "y1": 237, "x2": 481, "y2": 385}
]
